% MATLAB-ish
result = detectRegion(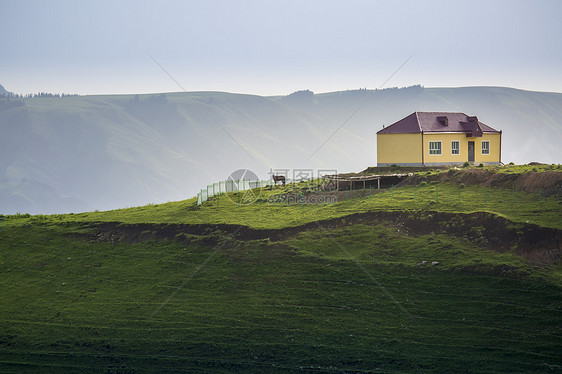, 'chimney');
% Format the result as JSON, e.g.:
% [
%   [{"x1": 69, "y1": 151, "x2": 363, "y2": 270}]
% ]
[{"x1": 437, "y1": 116, "x2": 448, "y2": 126}]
